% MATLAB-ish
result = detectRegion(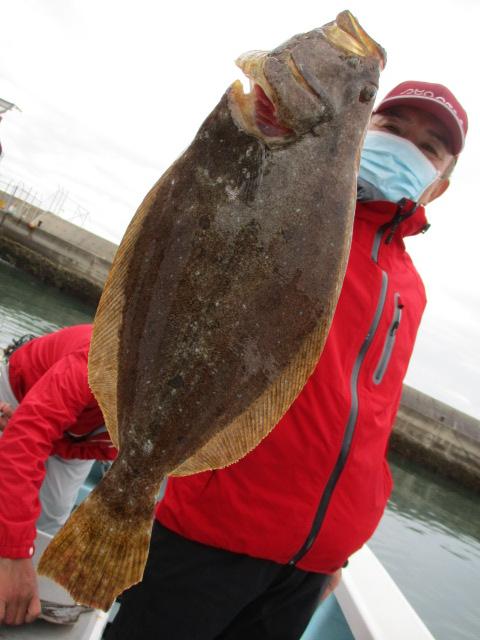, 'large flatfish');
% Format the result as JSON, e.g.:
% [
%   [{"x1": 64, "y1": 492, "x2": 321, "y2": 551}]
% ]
[{"x1": 39, "y1": 10, "x2": 385, "y2": 609}]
